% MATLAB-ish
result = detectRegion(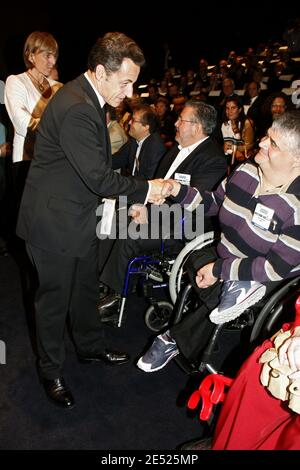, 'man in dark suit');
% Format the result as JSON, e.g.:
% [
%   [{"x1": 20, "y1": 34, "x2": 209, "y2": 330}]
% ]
[
  {"x1": 98, "y1": 101, "x2": 227, "y2": 324},
  {"x1": 243, "y1": 81, "x2": 266, "y2": 125},
  {"x1": 112, "y1": 103, "x2": 166, "y2": 179},
  {"x1": 16, "y1": 32, "x2": 170, "y2": 409}
]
